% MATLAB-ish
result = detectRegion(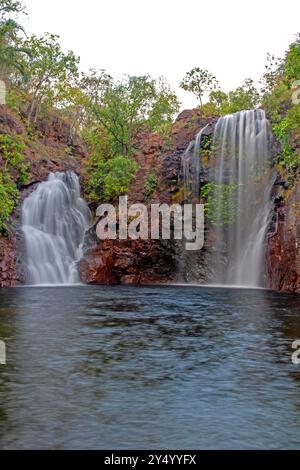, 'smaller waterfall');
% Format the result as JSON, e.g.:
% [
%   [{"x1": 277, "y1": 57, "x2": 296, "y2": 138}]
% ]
[
  {"x1": 182, "y1": 125, "x2": 208, "y2": 201},
  {"x1": 22, "y1": 172, "x2": 91, "y2": 285}
]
